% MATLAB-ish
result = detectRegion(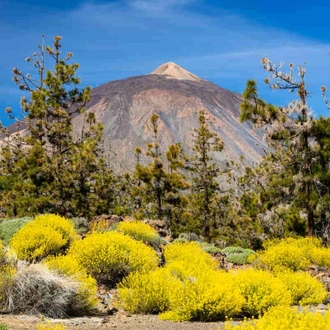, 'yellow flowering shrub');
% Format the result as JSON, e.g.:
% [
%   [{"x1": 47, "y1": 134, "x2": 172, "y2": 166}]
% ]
[
  {"x1": 160, "y1": 270, "x2": 244, "y2": 322},
  {"x1": 68, "y1": 231, "x2": 159, "y2": 283},
  {"x1": 117, "y1": 268, "x2": 182, "y2": 314},
  {"x1": 225, "y1": 306, "x2": 330, "y2": 330},
  {"x1": 233, "y1": 269, "x2": 291, "y2": 316},
  {"x1": 115, "y1": 221, "x2": 160, "y2": 246},
  {"x1": 164, "y1": 242, "x2": 218, "y2": 270},
  {"x1": 309, "y1": 247, "x2": 330, "y2": 268},
  {"x1": 37, "y1": 323, "x2": 67, "y2": 330},
  {"x1": 10, "y1": 214, "x2": 76, "y2": 261},
  {"x1": 0, "y1": 240, "x2": 16, "y2": 309},
  {"x1": 44, "y1": 255, "x2": 98, "y2": 311},
  {"x1": 253, "y1": 237, "x2": 330, "y2": 272},
  {"x1": 276, "y1": 271, "x2": 328, "y2": 305}
]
